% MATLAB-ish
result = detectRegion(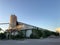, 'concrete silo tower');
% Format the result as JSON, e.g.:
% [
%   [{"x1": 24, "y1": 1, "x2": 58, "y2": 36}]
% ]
[{"x1": 9, "y1": 15, "x2": 17, "y2": 29}]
